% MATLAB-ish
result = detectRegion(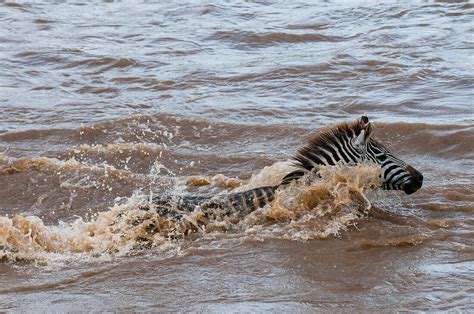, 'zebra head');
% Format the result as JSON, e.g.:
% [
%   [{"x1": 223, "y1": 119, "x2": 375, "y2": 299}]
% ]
[
  {"x1": 358, "y1": 117, "x2": 423, "y2": 194},
  {"x1": 282, "y1": 116, "x2": 423, "y2": 194}
]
